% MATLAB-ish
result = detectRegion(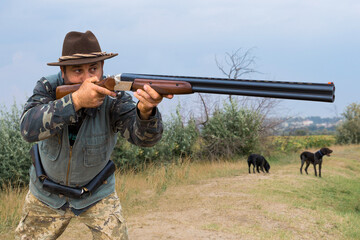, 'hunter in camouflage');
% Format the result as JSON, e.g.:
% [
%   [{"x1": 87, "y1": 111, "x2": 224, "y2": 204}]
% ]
[{"x1": 15, "y1": 30, "x2": 173, "y2": 239}]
